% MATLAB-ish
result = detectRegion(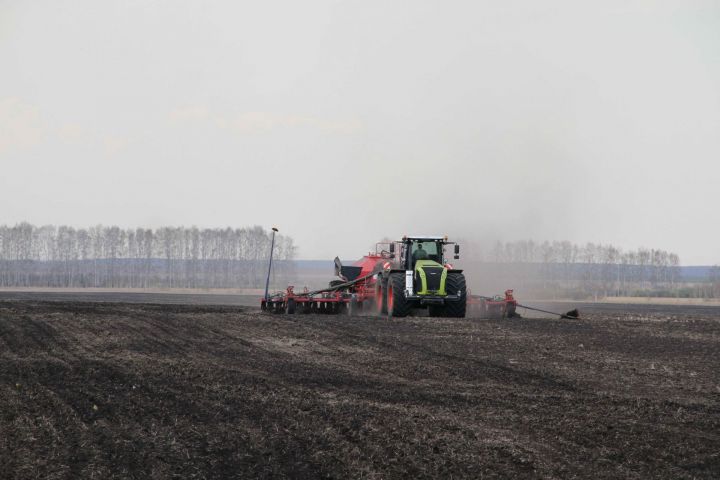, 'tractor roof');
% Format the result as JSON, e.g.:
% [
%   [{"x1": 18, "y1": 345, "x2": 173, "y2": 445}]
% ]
[{"x1": 402, "y1": 235, "x2": 446, "y2": 241}]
